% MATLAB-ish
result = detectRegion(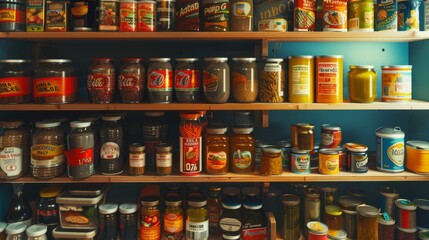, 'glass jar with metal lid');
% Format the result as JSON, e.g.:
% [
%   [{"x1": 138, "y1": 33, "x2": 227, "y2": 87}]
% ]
[
  {"x1": 260, "y1": 146, "x2": 282, "y2": 175},
  {"x1": 129, "y1": 143, "x2": 145, "y2": 176},
  {"x1": 26, "y1": 224, "x2": 47, "y2": 240},
  {"x1": 31, "y1": 121, "x2": 65, "y2": 179},
  {"x1": 298, "y1": 124, "x2": 315, "y2": 150},
  {"x1": 5, "y1": 222, "x2": 26, "y2": 240},
  {"x1": 231, "y1": 58, "x2": 258, "y2": 103},
  {"x1": 156, "y1": 143, "x2": 173, "y2": 176},
  {"x1": 356, "y1": 204, "x2": 379, "y2": 240},
  {"x1": 186, "y1": 197, "x2": 209, "y2": 240},
  {"x1": 203, "y1": 58, "x2": 230, "y2": 103},
  {"x1": 305, "y1": 188, "x2": 321, "y2": 224},
  {"x1": 348, "y1": 65, "x2": 376, "y2": 103},
  {"x1": 99, "y1": 203, "x2": 118, "y2": 240},
  {"x1": 164, "y1": 197, "x2": 184, "y2": 240},
  {"x1": 143, "y1": 111, "x2": 168, "y2": 172},
  {"x1": 174, "y1": 58, "x2": 200, "y2": 103},
  {"x1": 0, "y1": 59, "x2": 32, "y2": 104},
  {"x1": 66, "y1": 121, "x2": 95, "y2": 179},
  {"x1": 118, "y1": 58, "x2": 145, "y2": 103},
  {"x1": 259, "y1": 58, "x2": 285, "y2": 103},
  {"x1": 281, "y1": 194, "x2": 300, "y2": 240},
  {"x1": 119, "y1": 203, "x2": 138, "y2": 240},
  {"x1": 0, "y1": 120, "x2": 29, "y2": 179},
  {"x1": 338, "y1": 195, "x2": 364, "y2": 239},
  {"x1": 100, "y1": 115, "x2": 124, "y2": 175},
  {"x1": 0, "y1": 0, "x2": 26, "y2": 32},
  {"x1": 321, "y1": 124, "x2": 342, "y2": 148},
  {"x1": 147, "y1": 58, "x2": 173, "y2": 103},
  {"x1": 242, "y1": 197, "x2": 264, "y2": 230},
  {"x1": 219, "y1": 197, "x2": 242, "y2": 236},
  {"x1": 140, "y1": 196, "x2": 161, "y2": 240},
  {"x1": 230, "y1": 127, "x2": 255, "y2": 174},
  {"x1": 325, "y1": 205, "x2": 342, "y2": 231},
  {"x1": 204, "y1": 124, "x2": 229, "y2": 175},
  {"x1": 87, "y1": 58, "x2": 116, "y2": 103},
  {"x1": 34, "y1": 59, "x2": 77, "y2": 104}
]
